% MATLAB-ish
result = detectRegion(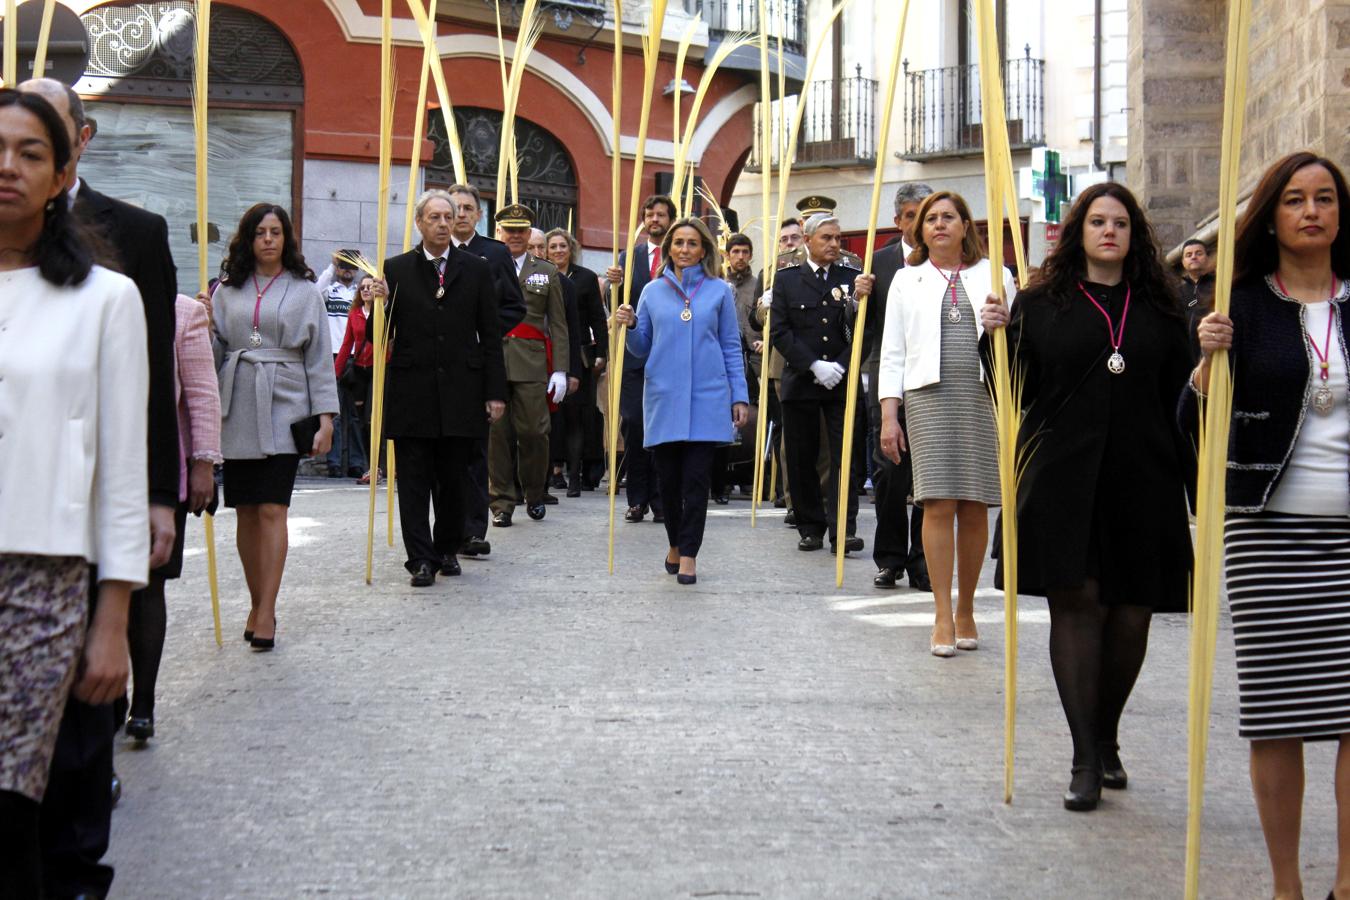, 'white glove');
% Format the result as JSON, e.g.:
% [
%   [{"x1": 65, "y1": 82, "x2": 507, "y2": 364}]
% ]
[
  {"x1": 810, "y1": 360, "x2": 844, "y2": 389},
  {"x1": 861, "y1": 373, "x2": 870, "y2": 393},
  {"x1": 547, "y1": 371, "x2": 568, "y2": 403},
  {"x1": 758, "y1": 290, "x2": 772, "y2": 309}
]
